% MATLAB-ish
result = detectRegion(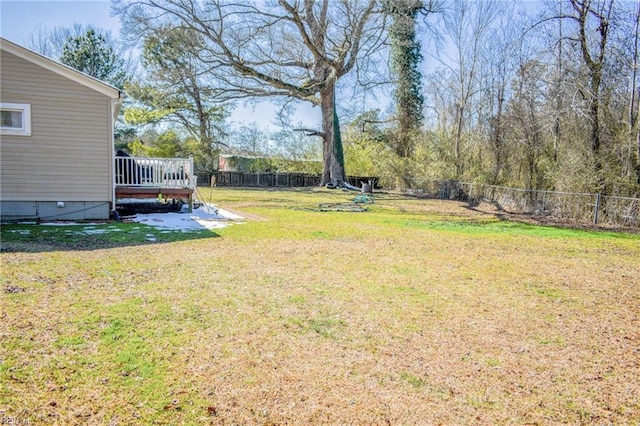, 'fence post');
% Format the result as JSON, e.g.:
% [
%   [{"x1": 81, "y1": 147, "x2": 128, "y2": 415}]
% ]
[{"x1": 593, "y1": 193, "x2": 601, "y2": 224}]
